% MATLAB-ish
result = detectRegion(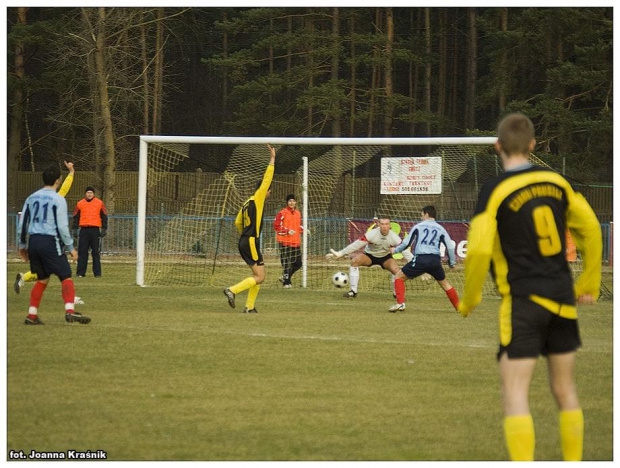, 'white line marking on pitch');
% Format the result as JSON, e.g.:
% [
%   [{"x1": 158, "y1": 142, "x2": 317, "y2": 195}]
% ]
[{"x1": 95, "y1": 322, "x2": 494, "y2": 348}]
